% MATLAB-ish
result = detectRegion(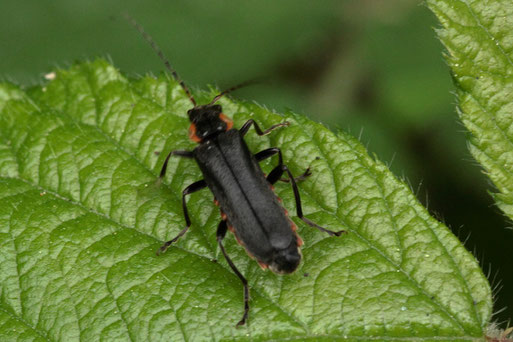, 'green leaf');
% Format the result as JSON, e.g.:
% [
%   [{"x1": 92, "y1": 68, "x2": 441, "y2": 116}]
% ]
[
  {"x1": 427, "y1": 0, "x2": 513, "y2": 219},
  {"x1": 0, "y1": 59, "x2": 491, "y2": 341}
]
